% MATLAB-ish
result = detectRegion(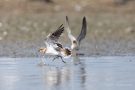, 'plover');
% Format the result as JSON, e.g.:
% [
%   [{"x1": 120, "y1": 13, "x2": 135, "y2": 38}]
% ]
[
  {"x1": 65, "y1": 16, "x2": 87, "y2": 50},
  {"x1": 39, "y1": 24, "x2": 71, "y2": 63}
]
